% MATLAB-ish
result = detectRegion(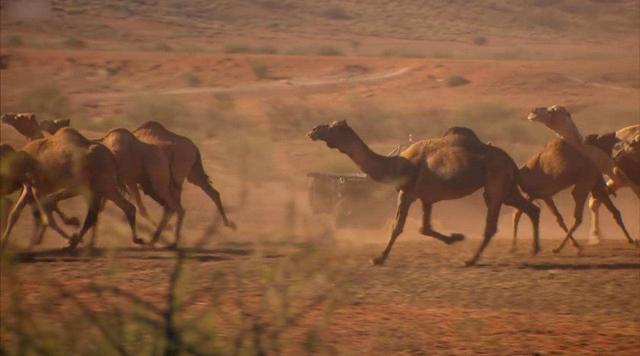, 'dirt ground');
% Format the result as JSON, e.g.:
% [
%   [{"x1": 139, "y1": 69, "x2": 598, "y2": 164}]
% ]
[{"x1": 1, "y1": 1, "x2": 640, "y2": 354}]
